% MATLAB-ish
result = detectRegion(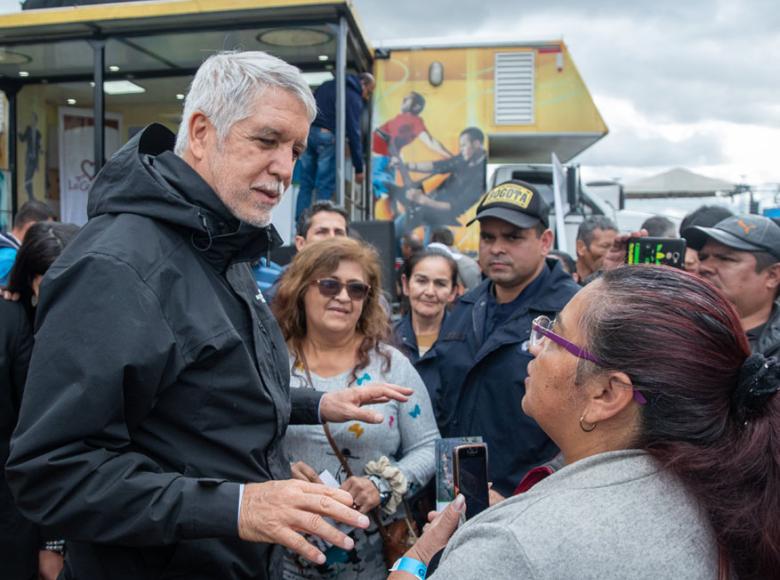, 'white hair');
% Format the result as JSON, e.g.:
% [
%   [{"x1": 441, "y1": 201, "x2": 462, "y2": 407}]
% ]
[{"x1": 174, "y1": 50, "x2": 316, "y2": 155}]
